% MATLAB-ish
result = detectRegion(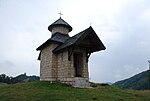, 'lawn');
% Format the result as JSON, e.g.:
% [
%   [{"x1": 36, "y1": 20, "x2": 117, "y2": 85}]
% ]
[{"x1": 0, "y1": 81, "x2": 150, "y2": 101}]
